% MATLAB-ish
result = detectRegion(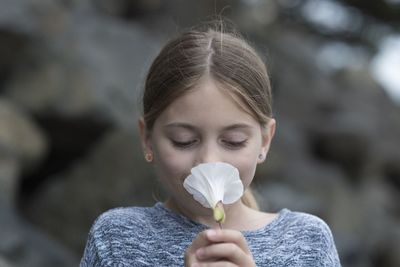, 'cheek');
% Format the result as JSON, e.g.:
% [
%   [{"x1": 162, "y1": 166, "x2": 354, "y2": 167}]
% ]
[
  {"x1": 152, "y1": 143, "x2": 193, "y2": 185},
  {"x1": 226, "y1": 145, "x2": 260, "y2": 188},
  {"x1": 233, "y1": 157, "x2": 258, "y2": 188}
]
